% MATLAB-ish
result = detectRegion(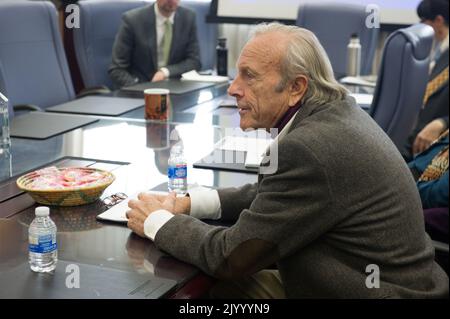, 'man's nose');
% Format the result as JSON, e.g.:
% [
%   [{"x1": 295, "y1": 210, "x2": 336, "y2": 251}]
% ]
[{"x1": 227, "y1": 77, "x2": 243, "y2": 99}]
